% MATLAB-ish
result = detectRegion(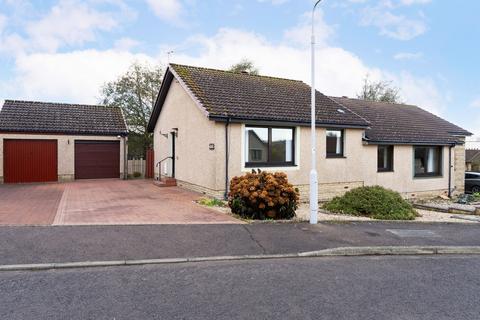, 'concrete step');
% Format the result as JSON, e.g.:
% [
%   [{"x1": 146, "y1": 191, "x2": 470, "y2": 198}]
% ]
[{"x1": 153, "y1": 178, "x2": 177, "y2": 187}]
